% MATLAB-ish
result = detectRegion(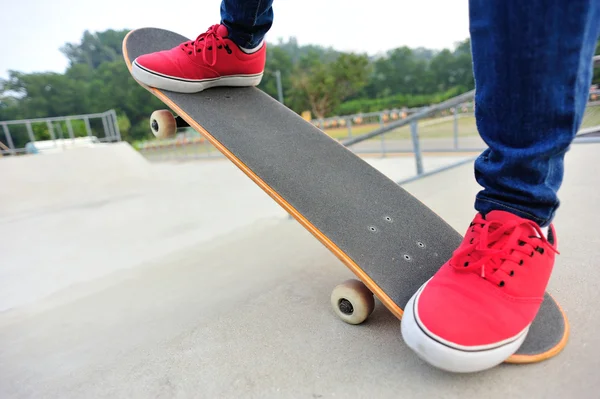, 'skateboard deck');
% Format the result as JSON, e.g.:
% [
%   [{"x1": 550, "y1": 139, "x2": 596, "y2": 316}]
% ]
[{"x1": 123, "y1": 27, "x2": 569, "y2": 364}]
